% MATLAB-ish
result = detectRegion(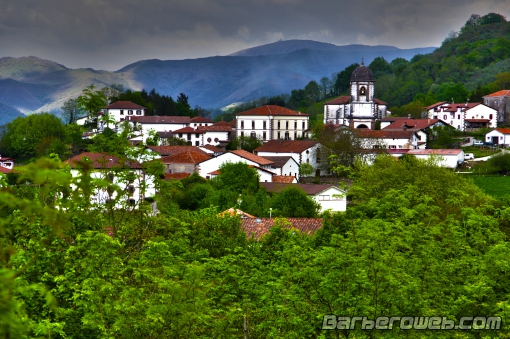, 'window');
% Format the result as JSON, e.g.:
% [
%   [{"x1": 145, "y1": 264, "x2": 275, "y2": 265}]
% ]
[
  {"x1": 443, "y1": 115, "x2": 447, "y2": 120},
  {"x1": 278, "y1": 121, "x2": 281, "y2": 129},
  {"x1": 302, "y1": 121, "x2": 305, "y2": 129},
  {"x1": 294, "y1": 121, "x2": 297, "y2": 129},
  {"x1": 120, "y1": 110, "x2": 124, "y2": 115},
  {"x1": 107, "y1": 173, "x2": 114, "y2": 182},
  {"x1": 278, "y1": 132, "x2": 281, "y2": 139},
  {"x1": 187, "y1": 134, "x2": 191, "y2": 141},
  {"x1": 458, "y1": 115, "x2": 460, "y2": 119},
  {"x1": 241, "y1": 121, "x2": 244, "y2": 129},
  {"x1": 360, "y1": 86, "x2": 366, "y2": 95},
  {"x1": 250, "y1": 132, "x2": 256, "y2": 138},
  {"x1": 196, "y1": 133, "x2": 200, "y2": 138},
  {"x1": 490, "y1": 114, "x2": 493, "y2": 119},
  {"x1": 319, "y1": 195, "x2": 330, "y2": 201},
  {"x1": 241, "y1": 132, "x2": 244, "y2": 137},
  {"x1": 286, "y1": 121, "x2": 289, "y2": 130},
  {"x1": 128, "y1": 110, "x2": 133, "y2": 115},
  {"x1": 214, "y1": 138, "x2": 219, "y2": 142},
  {"x1": 263, "y1": 121, "x2": 267, "y2": 129},
  {"x1": 179, "y1": 133, "x2": 183, "y2": 138},
  {"x1": 207, "y1": 137, "x2": 212, "y2": 143},
  {"x1": 127, "y1": 185, "x2": 135, "y2": 196},
  {"x1": 263, "y1": 132, "x2": 267, "y2": 140},
  {"x1": 136, "y1": 110, "x2": 141, "y2": 115},
  {"x1": 128, "y1": 198, "x2": 136, "y2": 205},
  {"x1": 284, "y1": 132, "x2": 290, "y2": 140},
  {"x1": 195, "y1": 141, "x2": 199, "y2": 146},
  {"x1": 252, "y1": 121, "x2": 255, "y2": 129}
]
